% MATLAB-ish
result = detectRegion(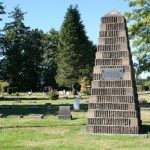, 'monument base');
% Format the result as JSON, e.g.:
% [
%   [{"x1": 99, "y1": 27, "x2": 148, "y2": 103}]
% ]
[
  {"x1": 83, "y1": 129, "x2": 147, "y2": 138},
  {"x1": 86, "y1": 125, "x2": 140, "y2": 134},
  {"x1": 58, "y1": 115, "x2": 72, "y2": 120}
]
